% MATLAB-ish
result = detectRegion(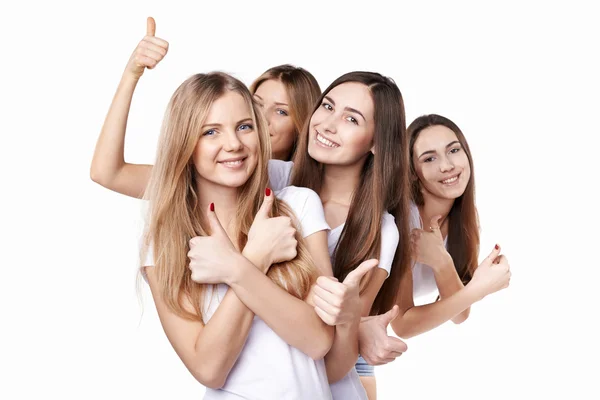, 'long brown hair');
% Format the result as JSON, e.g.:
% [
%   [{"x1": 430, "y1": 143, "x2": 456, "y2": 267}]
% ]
[
  {"x1": 408, "y1": 114, "x2": 479, "y2": 284},
  {"x1": 142, "y1": 72, "x2": 318, "y2": 322},
  {"x1": 291, "y1": 72, "x2": 411, "y2": 315},
  {"x1": 250, "y1": 64, "x2": 321, "y2": 160}
]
